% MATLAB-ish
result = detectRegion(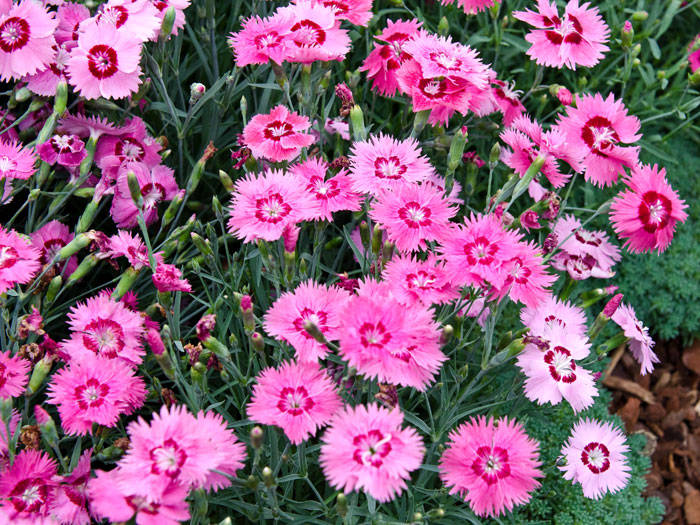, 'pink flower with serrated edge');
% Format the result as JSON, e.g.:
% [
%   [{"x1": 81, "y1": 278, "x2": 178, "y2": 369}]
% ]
[
  {"x1": 247, "y1": 360, "x2": 343, "y2": 445},
  {"x1": 520, "y1": 294, "x2": 588, "y2": 337},
  {"x1": 228, "y1": 11, "x2": 295, "y2": 67},
  {"x1": 492, "y1": 240, "x2": 555, "y2": 308},
  {"x1": 0, "y1": 138, "x2": 37, "y2": 181},
  {"x1": 490, "y1": 79, "x2": 526, "y2": 127},
  {"x1": 320, "y1": 404, "x2": 425, "y2": 502},
  {"x1": 0, "y1": 350, "x2": 29, "y2": 398},
  {"x1": 557, "y1": 93, "x2": 641, "y2": 187},
  {"x1": 31, "y1": 220, "x2": 77, "y2": 275},
  {"x1": 46, "y1": 353, "x2": 146, "y2": 435},
  {"x1": 349, "y1": 134, "x2": 434, "y2": 195},
  {"x1": 440, "y1": 416, "x2": 542, "y2": 517},
  {"x1": 552, "y1": 214, "x2": 621, "y2": 273},
  {"x1": 516, "y1": 324, "x2": 597, "y2": 413},
  {"x1": 243, "y1": 105, "x2": 314, "y2": 162},
  {"x1": 109, "y1": 230, "x2": 163, "y2": 270},
  {"x1": 289, "y1": 157, "x2": 362, "y2": 221},
  {"x1": 609, "y1": 164, "x2": 687, "y2": 254},
  {"x1": 611, "y1": 303, "x2": 658, "y2": 375},
  {"x1": 439, "y1": 0, "x2": 495, "y2": 15},
  {"x1": 55, "y1": 3, "x2": 91, "y2": 48},
  {"x1": 560, "y1": 418, "x2": 630, "y2": 499},
  {"x1": 264, "y1": 280, "x2": 352, "y2": 362},
  {"x1": 227, "y1": 168, "x2": 319, "y2": 243},
  {"x1": 95, "y1": 116, "x2": 163, "y2": 171},
  {"x1": 0, "y1": 227, "x2": 41, "y2": 295},
  {"x1": 383, "y1": 253, "x2": 459, "y2": 307},
  {"x1": 0, "y1": 449, "x2": 58, "y2": 520},
  {"x1": 83, "y1": 0, "x2": 161, "y2": 43},
  {"x1": 152, "y1": 263, "x2": 192, "y2": 292},
  {"x1": 23, "y1": 43, "x2": 70, "y2": 96},
  {"x1": 513, "y1": 0, "x2": 609, "y2": 70},
  {"x1": 38, "y1": 133, "x2": 87, "y2": 168},
  {"x1": 304, "y1": 0, "x2": 374, "y2": 26},
  {"x1": 53, "y1": 449, "x2": 91, "y2": 525},
  {"x1": 370, "y1": 182, "x2": 456, "y2": 253}
]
